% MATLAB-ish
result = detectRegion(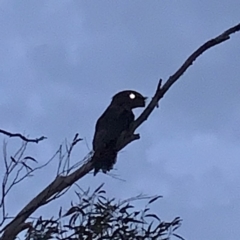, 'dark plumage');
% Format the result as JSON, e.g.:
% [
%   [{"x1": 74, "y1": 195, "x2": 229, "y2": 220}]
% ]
[{"x1": 92, "y1": 90, "x2": 146, "y2": 175}]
